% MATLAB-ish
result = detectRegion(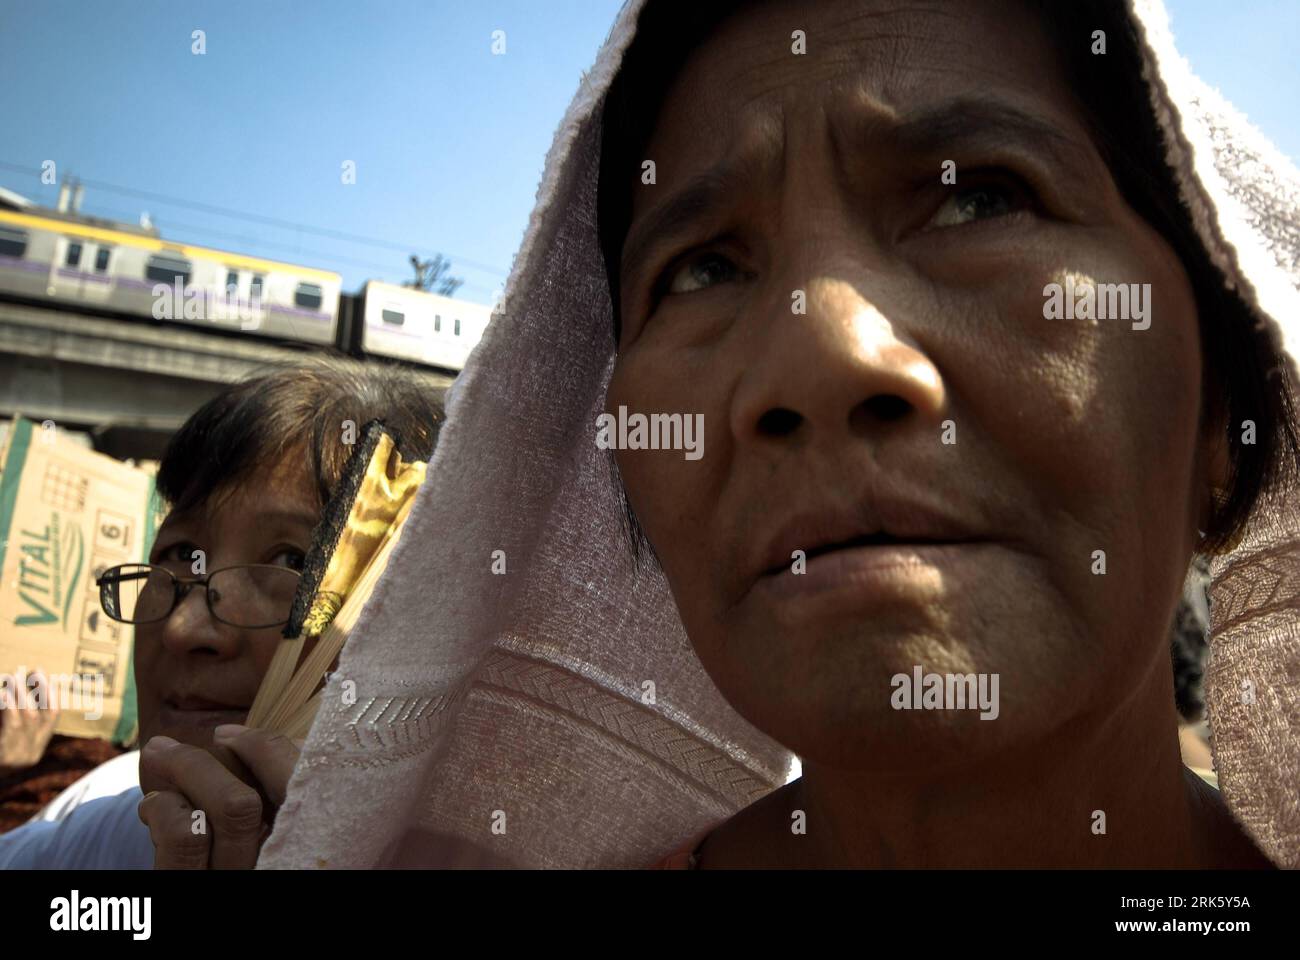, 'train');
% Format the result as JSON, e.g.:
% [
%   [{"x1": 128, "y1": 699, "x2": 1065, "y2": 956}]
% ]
[{"x1": 0, "y1": 199, "x2": 493, "y2": 373}]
